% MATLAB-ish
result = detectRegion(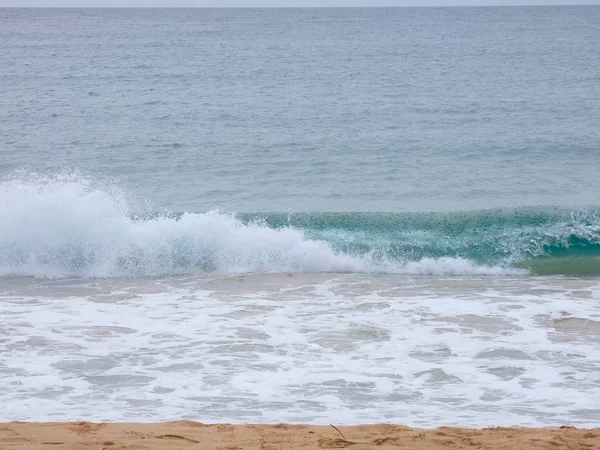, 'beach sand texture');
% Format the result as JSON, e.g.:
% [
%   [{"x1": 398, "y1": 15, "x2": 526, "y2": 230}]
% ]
[{"x1": 1, "y1": 422, "x2": 599, "y2": 450}]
